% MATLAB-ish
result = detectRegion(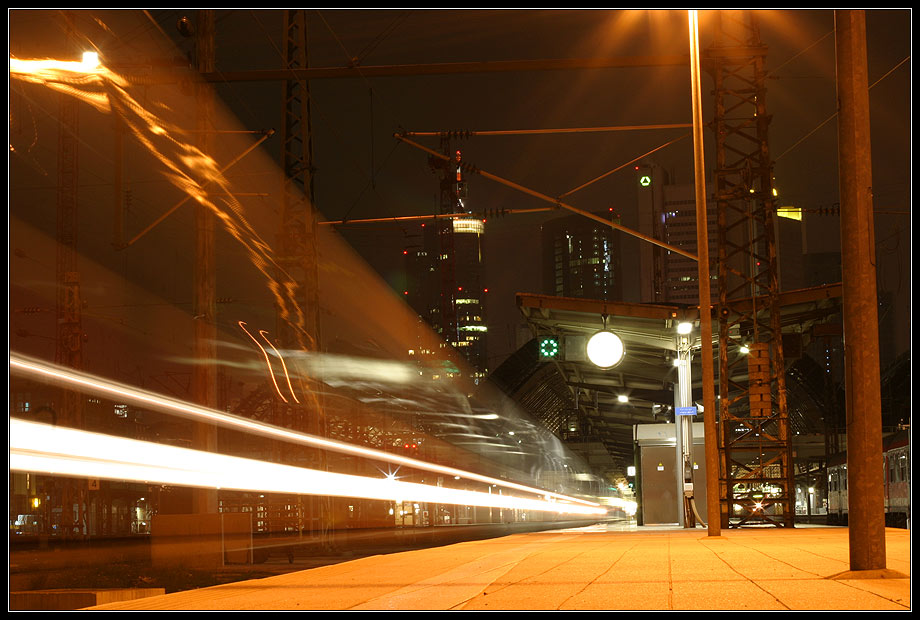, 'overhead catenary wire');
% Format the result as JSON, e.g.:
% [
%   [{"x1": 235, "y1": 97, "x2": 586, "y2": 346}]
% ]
[
  {"x1": 402, "y1": 123, "x2": 691, "y2": 138},
  {"x1": 120, "y1": 129, "x2": 276, "y2": 248},
  {"x1": 320, "y1": 206, "x2": 554, "y2": 226},
  {"x1": 772, "y1": 38, "x2": 909, "y2": 162},
  {"x1": 403, "y1": 124, "x2": 693, "y2": 201},
  {"x1": 394, "y1": 131, "x2": 699, "y2": 262}
]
